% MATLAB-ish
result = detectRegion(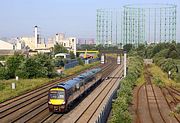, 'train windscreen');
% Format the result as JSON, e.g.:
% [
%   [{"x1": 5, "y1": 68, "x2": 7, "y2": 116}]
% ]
[{"x1": 49, "y1": 91, "x2": 65, "y2": 99}]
